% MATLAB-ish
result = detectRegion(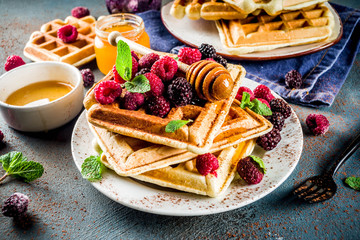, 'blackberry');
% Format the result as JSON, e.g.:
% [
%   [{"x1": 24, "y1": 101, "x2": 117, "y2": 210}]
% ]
[
  {"x1": 257, "y1": 128, "x2": 281, "y2": 151},
  {"x1": 198, "y1": 43, "x2": 216, "y2": 59},
  {"x1": 270, "y1": 98, "x2": 292, "y2": 119},
  {"x1": 80, "y1": 68, "x2": 95, "y2": 87},
  {"x1": 145, "y1": 96, "x2": 170, "y2": 118},
  {"x1": 135, "y1": 68, "x2": 150, "y2": 77},
  {"x1": 2, "y1": 193, "x2": 29, "y2": 218},
  {"x1": 122, "y1": 92, "x2": 144, "y2": 110},
  {"x1": 285, "y1": 70, "x2": 303, "y2": 89},
  {"x1": 191, "y1": 95, "x2": 206, "y2": 107},
  {"x1": 265, "y1": 112, "x2": 285, "y2": 131},
  {"x1": 213, "y1": 54, "x2": 227, "y2": 68},
  {"x1": 167, "y1": 77, "x2": 193, "y2": 107}
]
